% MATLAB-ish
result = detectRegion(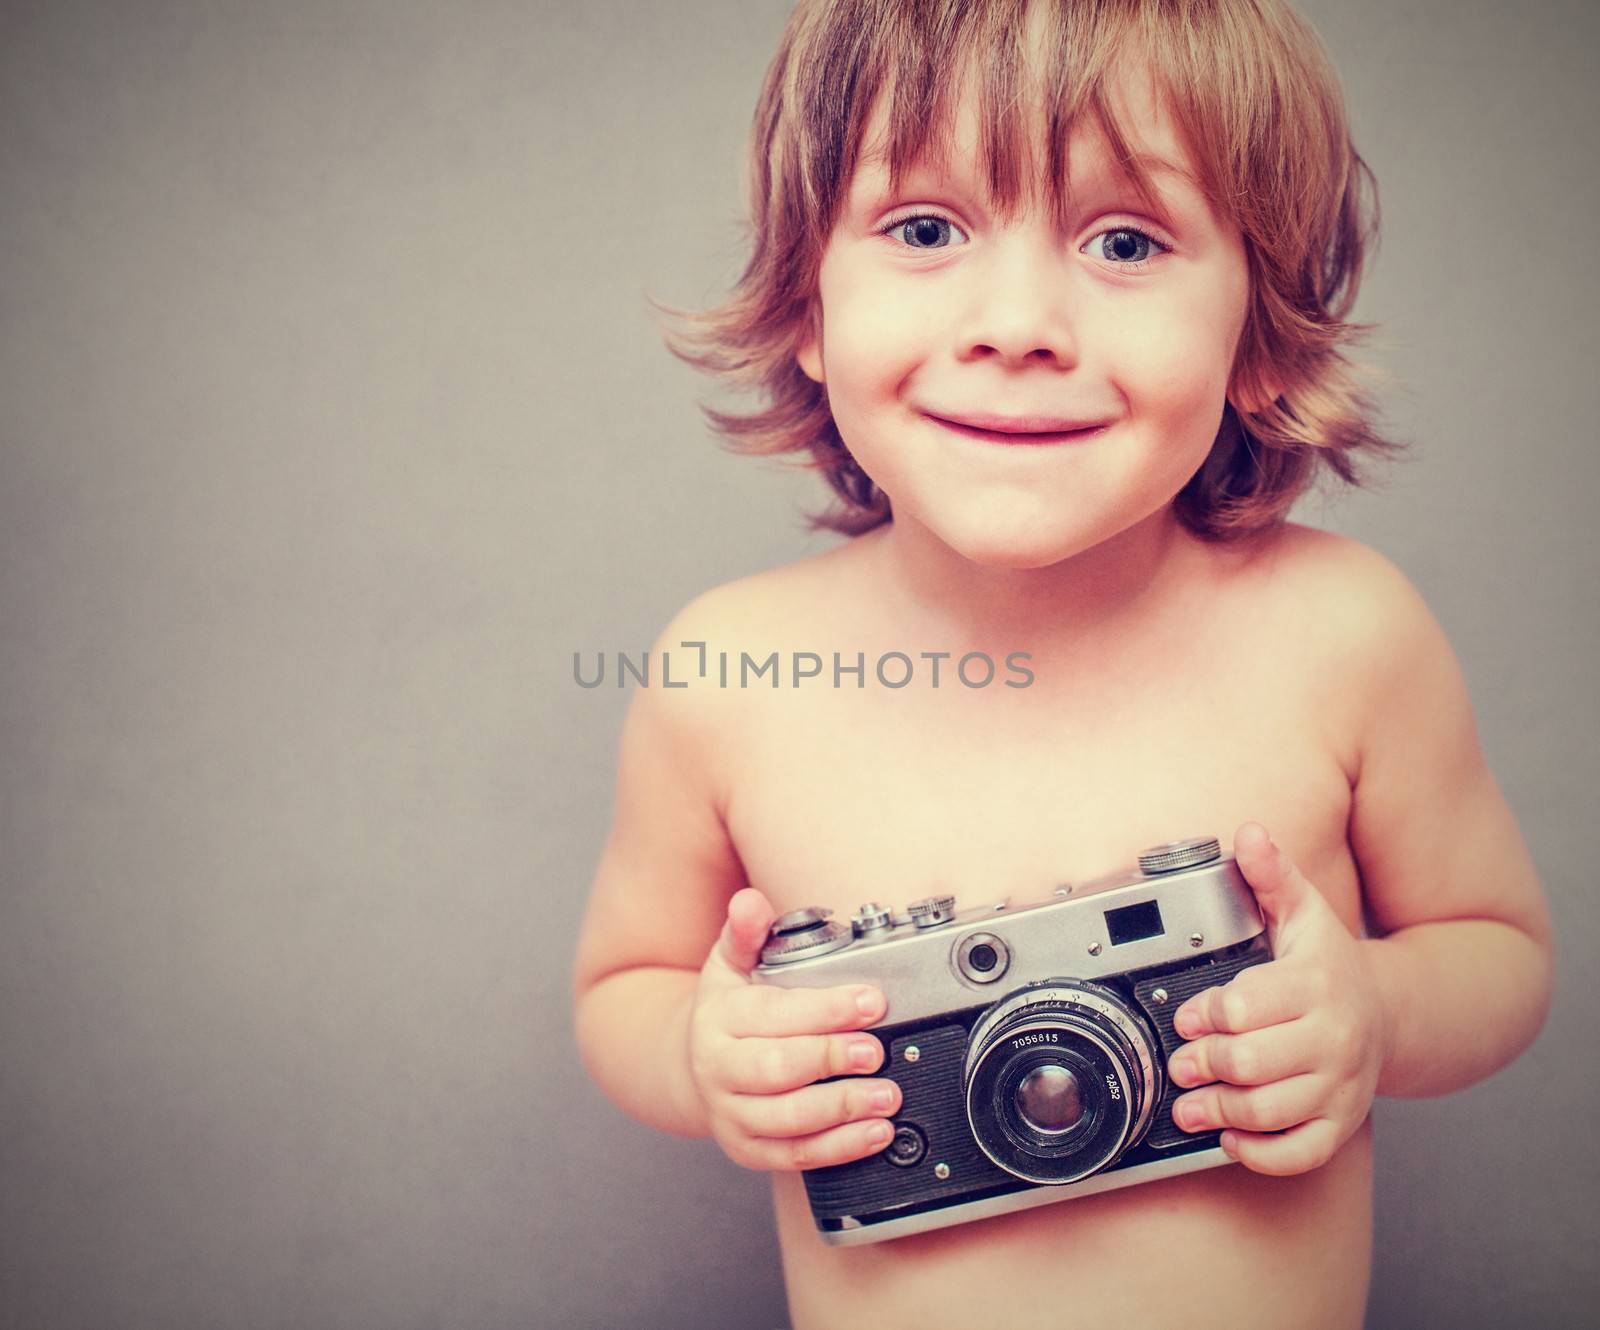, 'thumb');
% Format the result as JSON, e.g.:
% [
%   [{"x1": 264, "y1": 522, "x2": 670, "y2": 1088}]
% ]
[
  {"x1": 1233, "y1": 821, "x2": 1322, "y2": 946},
  {"x1": 705, "y1": 886, "x2": 778, "y2": 983}
]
